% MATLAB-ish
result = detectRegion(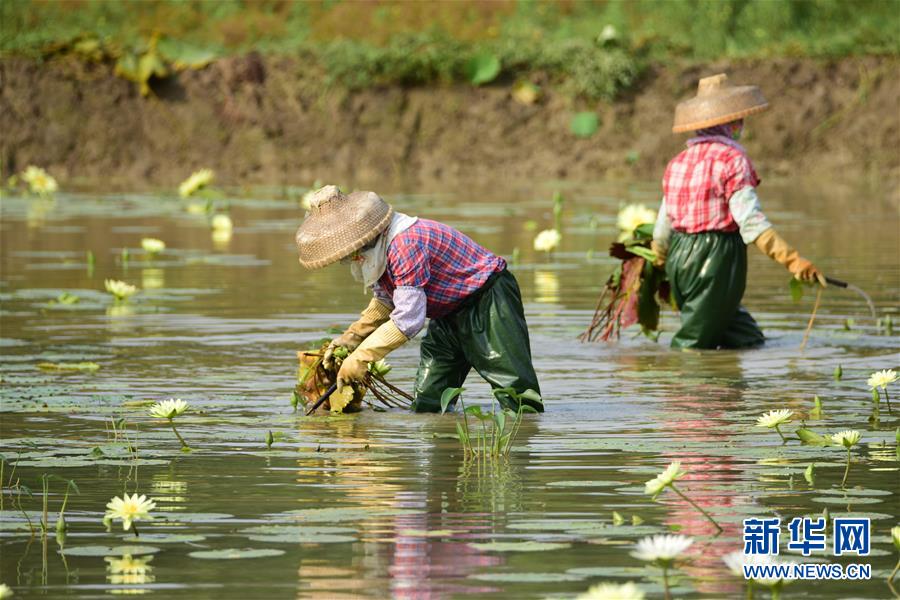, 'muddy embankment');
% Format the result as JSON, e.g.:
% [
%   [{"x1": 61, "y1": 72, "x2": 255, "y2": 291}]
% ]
[{"x1": 1, "y1": 55, "x2": 898, "y2": 193}]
